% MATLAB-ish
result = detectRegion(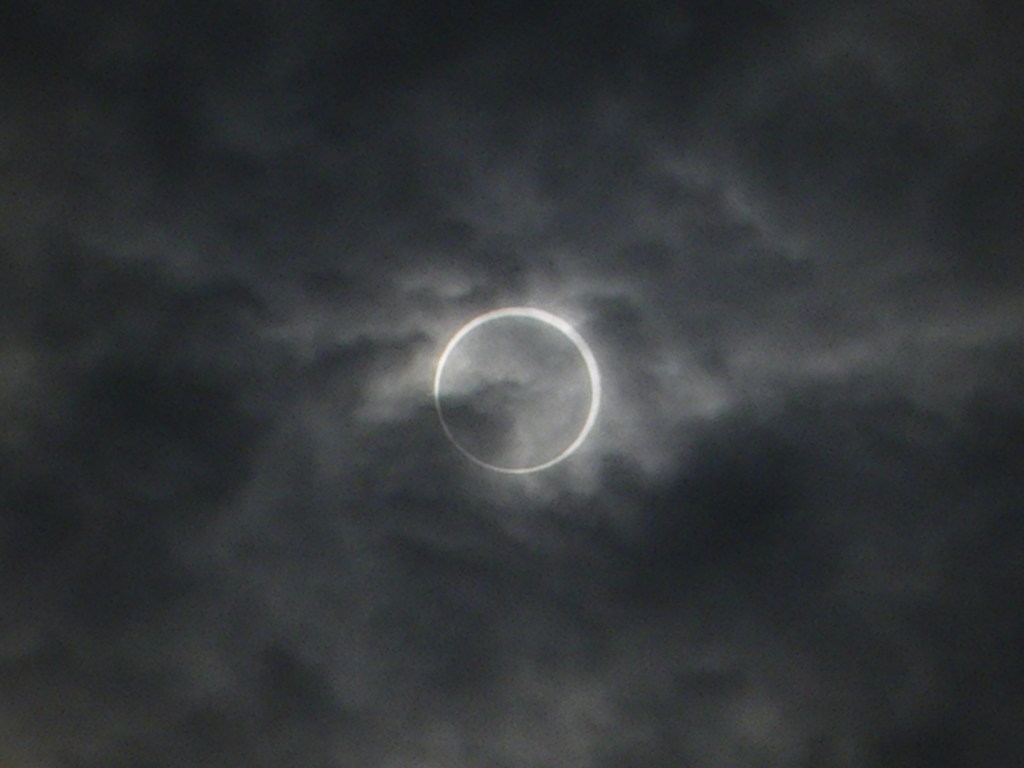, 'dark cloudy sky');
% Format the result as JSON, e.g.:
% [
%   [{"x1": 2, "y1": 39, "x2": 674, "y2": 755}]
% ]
[{"x1": 3, "y1": 1, "x2": 1024, "y2": 765}]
